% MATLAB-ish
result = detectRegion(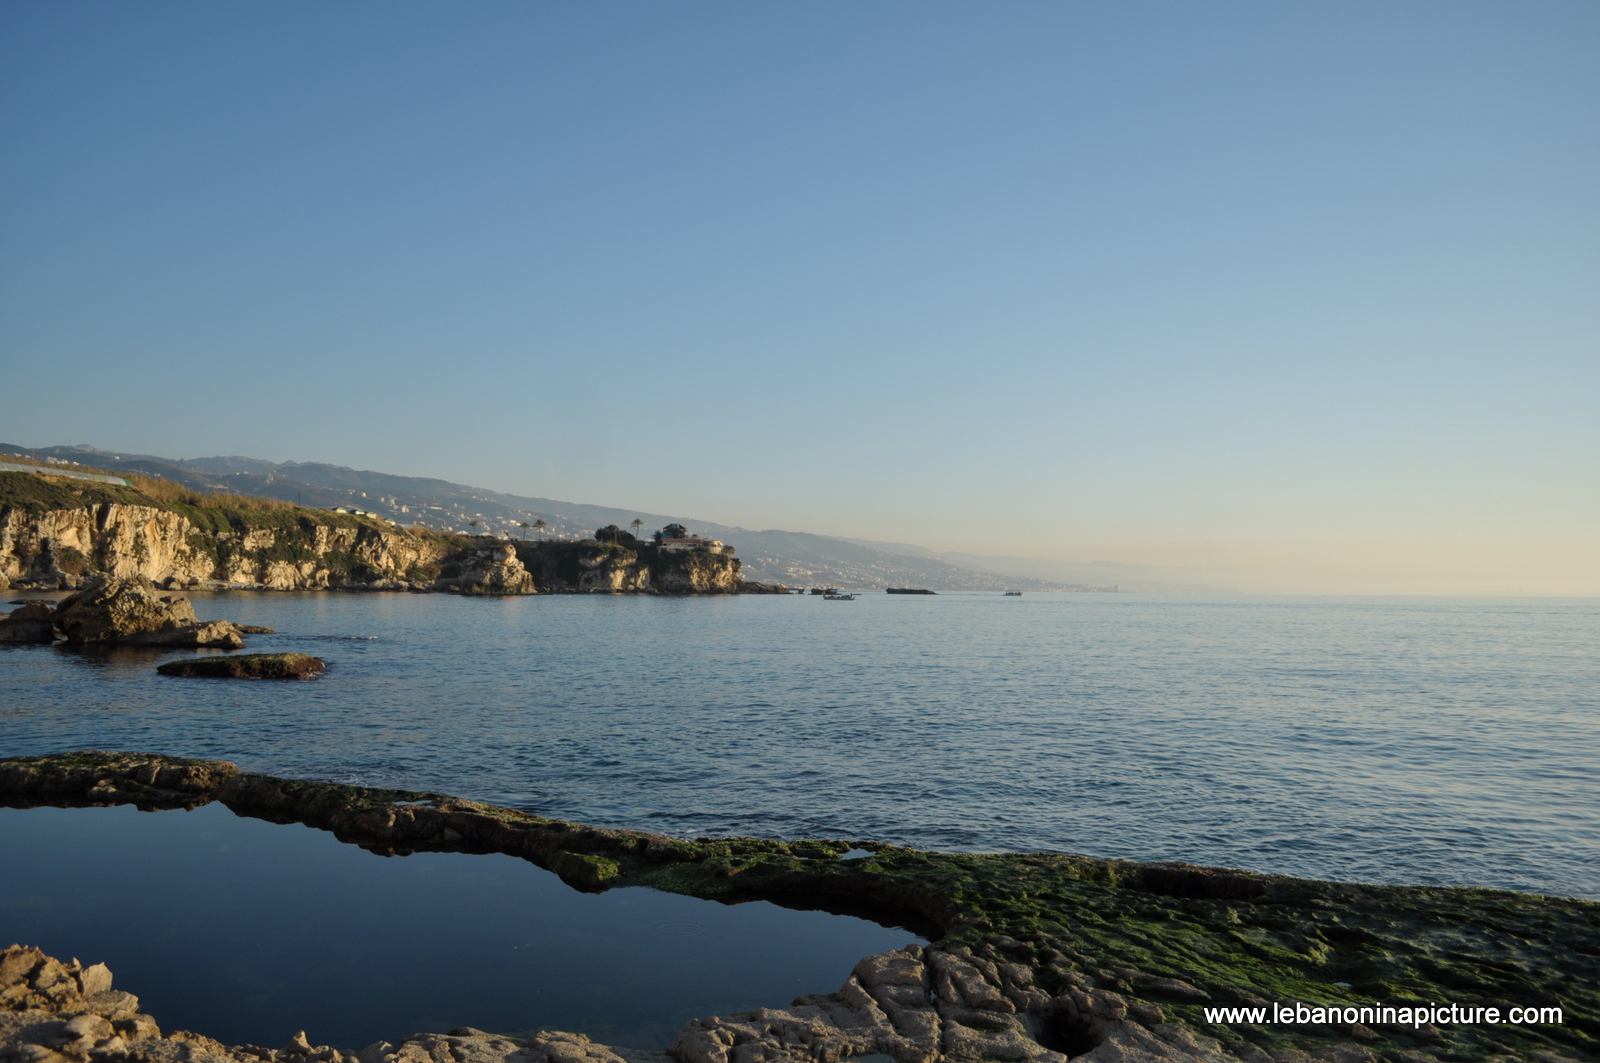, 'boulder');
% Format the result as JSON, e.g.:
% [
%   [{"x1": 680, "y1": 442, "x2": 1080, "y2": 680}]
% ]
[
  {"x1": 0, "y1": 601, "x2": 56, "y2": 643},
  {"x1": 50, "y1": 577, "x2": 247, "y2": 648},
  {"x1": 156, "y1": 653, "x2": 325, "y2": 680}
]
